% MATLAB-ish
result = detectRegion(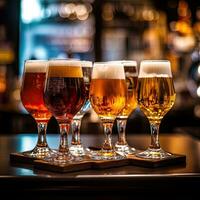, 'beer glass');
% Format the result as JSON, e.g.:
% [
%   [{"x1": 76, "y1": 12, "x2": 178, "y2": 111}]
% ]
[
  {"x1": 44, "y1": 60, "x2": 85, "y2": 162},
  {"x1": 70, "y1": 61, "x2": 93, "y2": 157},
  {"x1": 89, "y1": 62, "x2": 127, "y2": 160},
  {"x1": 136, "y1": 60, "x2": 176, "y2": 159},
  {"x1": 20, "y1": 60, "x2": 52, "y2": 158},
  {"x1": 112, "y1": 61, "x2": 138, "y2": 155}
]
